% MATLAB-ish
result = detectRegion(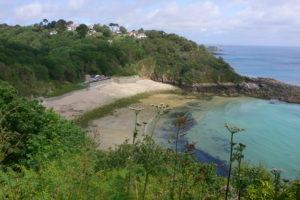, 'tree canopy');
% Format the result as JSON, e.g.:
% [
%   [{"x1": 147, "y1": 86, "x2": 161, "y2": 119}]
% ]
[
  {"x1": 0, "y1": 20, "x2": 242, "y2": 96},
  {"x1": 76, "y1": 24, "x2": 89, "y2": 38}
]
